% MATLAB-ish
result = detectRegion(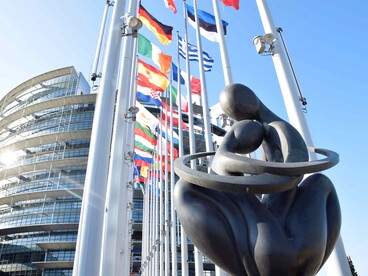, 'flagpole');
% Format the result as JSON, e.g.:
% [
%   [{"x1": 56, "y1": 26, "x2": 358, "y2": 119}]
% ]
[
  {"x1": 175, "y1": 32, "x2": 189, "y2": 276},
  {"x1": 91, "y1": 0, "x2": 112, "y2": 82},
  {"x1": 212, "y1": 0, "x2": 233, "y2": 85},
  {"x1": 164, "y1": 92, "x2": 171, "y2": 276},
  {"x1": 190, "y1": 2, "x2": 227, "y2": 275},
  {"x1": 141, "y1": 180, "x2": 149, "y2": 275},
  {"x1": 255, "y1": 0, "x2": 350, "y2": 275},
  {"x1": 183, "y1": 1, "x2": 204, "y2": 275},
  {"x1": 192, "y1": 0, "x2": 213, "y2": 153},
  {"x1": 98, "y1": 0, "x2": 139, "y2": 274},
  {"x1": 169, "y1": 77, "x2": 178, "y2": 276},
  {"x1": 149, "y1": 172, "x2": 155, "y2": 276},
  {"x1": 158, "y1": 121, "x2": 165, "y2": 276},
  {"x1": 73, "y1": 1, "x2": 125, "y2": 275},
  {"x1": 123, "y1": 30, "x2": 140, "y2": 276},
  {"x1": 154, "y1": 164, "x2": 160, "y2": 276}
]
